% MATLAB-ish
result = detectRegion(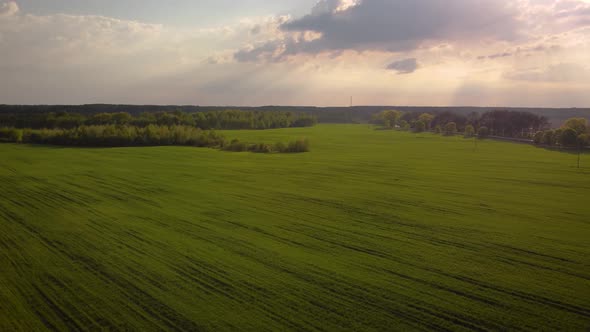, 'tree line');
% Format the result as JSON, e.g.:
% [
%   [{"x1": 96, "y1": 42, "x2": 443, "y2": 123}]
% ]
[
  {"x1": 533, "y1": 118, "x2": 589, "y2": 148},
  {"x1": 372, "y1": 109, "x2": 549, "y2": 138},
  {"x1": 3, "y1": 104, "x2": 590, "y2": 127},
  {"x1": 0, "y1": 125, "x2": 310, "y2": 153},
  {"x1": 0, "y1": 110, "x2": 317, "y2": 130}
]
